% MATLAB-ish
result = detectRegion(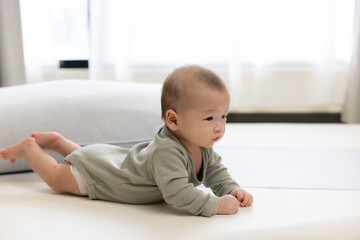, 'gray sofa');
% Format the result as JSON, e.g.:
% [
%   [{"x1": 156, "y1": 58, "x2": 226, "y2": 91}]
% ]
[{"x1": 0, "y1": 80, "x2": 162, "y2": 174}]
